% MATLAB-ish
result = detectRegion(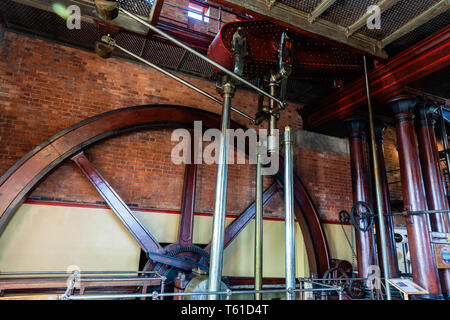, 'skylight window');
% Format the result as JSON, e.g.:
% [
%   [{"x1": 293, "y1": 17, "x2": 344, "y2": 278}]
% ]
[{"x1": 187, "y1": 2, "x2": 210, "y2": 22}]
